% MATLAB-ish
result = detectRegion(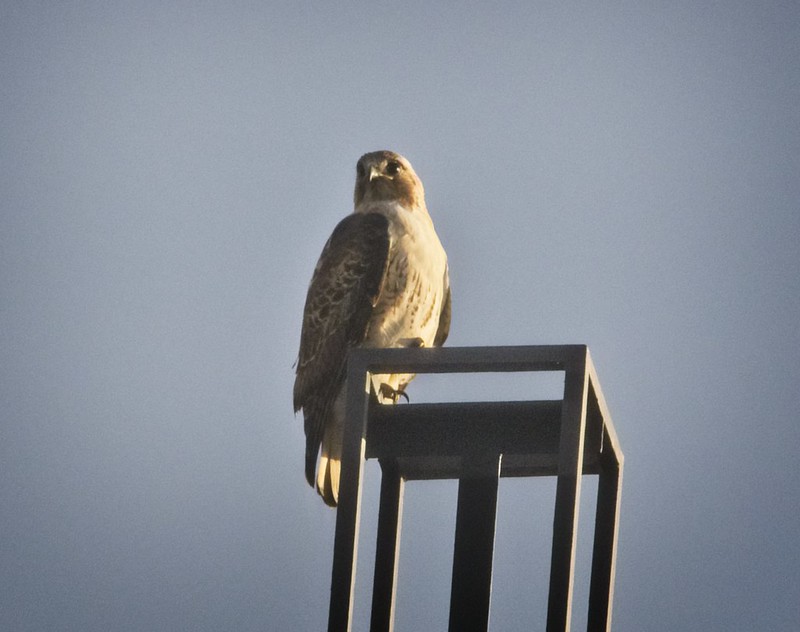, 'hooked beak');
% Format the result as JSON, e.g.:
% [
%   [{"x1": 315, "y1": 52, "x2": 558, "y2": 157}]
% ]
[{"x1": 369, "y1": 165, "x2": 381, "y2": 181}]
